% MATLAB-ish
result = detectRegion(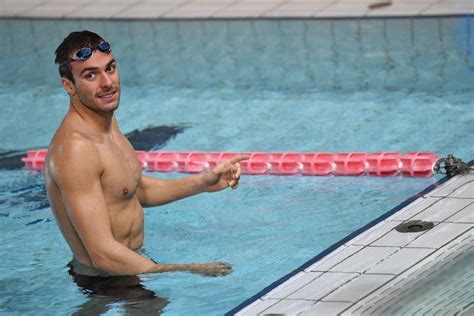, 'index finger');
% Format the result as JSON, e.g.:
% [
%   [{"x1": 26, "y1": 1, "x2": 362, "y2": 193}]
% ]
[{"x1": 228, "y1": 155, "x2": 250, "y2": 164}]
